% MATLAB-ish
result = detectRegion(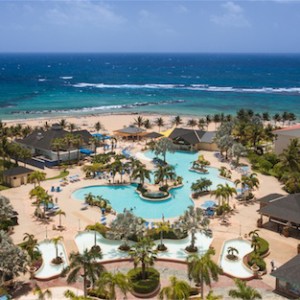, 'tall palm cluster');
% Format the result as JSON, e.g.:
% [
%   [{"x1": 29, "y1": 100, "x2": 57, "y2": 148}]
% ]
[
  {"x1": 277, "y1": 138, "x2": 300, "y2": 193},
  {"x1": 0, "y1": 121, "x2": 32, "y2": 176},
  {"x1": 214, "y1": 109, "x2": 280, "y2": 163}
]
